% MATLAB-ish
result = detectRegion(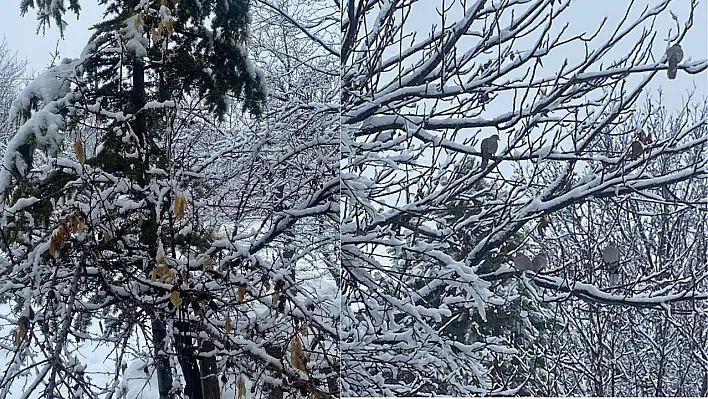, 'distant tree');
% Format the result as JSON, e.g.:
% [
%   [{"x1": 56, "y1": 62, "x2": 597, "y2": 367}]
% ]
[
  {"x1": 541, "y1": 94, "x2": 708, "y2": 396},
  {"x1": 0, "y1": 38, "x2": 28, "y2": 145}
]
